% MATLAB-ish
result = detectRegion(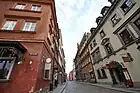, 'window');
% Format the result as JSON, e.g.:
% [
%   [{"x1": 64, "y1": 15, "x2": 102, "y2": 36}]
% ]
[
  {"x1": 104, "y1": 43, "x2": 114, "y2": 55},
  {"x1": 111, "y1": 13, "x2": 121, "y2": 25},
  {"x1": 97, "y1": 70, "x2": 101, "y2": 79},
  {"x1": 31, "y1": 5, "x2": 41, "y2": 11},
  {"x1": 119, "y1": 29, "x2": 134, "y2": 45},
  {"x1": 134, "y1": 17, "x2": 140, "y2": 30},
  {"x1": 23, "y1": 22, "x2": 36, "y2": 32},
  {"x1": 90, "y1": 43, "x2": 93, "y2": 50},
  {"x1": 93, "y1": 39, "x2": 97, "y2": 47},
  {"x1": 0, "y1": 47, "x2": 23, "y2": 80},
  {"x1": 15, "y1": 4, "x2": 25, "y2": 9},
  {"x1": 120, "y1": 0, "x2": 135, "y2": 13},
  {"x1": 92, "y1": 49, "x2": 102, "y2": 63},
  {"x1": 101, "y1": 69, "x2": 107, "y2": 78},
  {"x1": 2, "y1": 20, "x2": 17, "y2": 30},
  {"x1": 0, "y1": 59, "x2": 15, "y2": 79},
  {"x1": 44, "y1": 70, "x2": 49, "y2": 79},
  {"x1": 100, "y1": 30, "x2": 106, "y2": 39}
]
